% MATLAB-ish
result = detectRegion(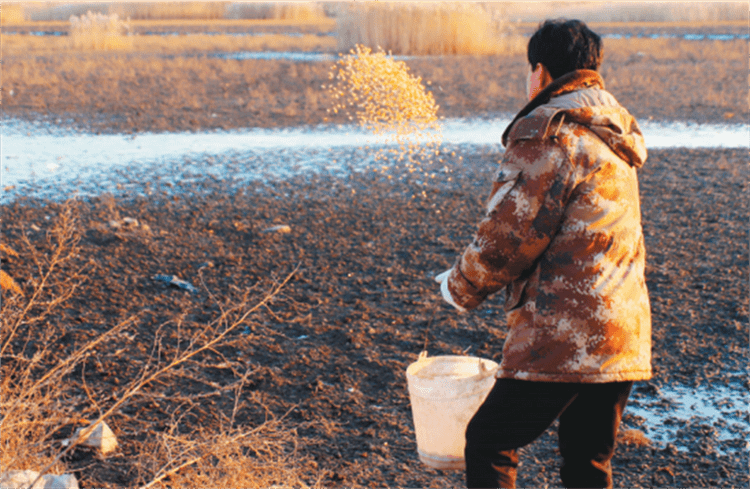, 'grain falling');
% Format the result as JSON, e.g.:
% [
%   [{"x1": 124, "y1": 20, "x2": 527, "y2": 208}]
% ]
[{"x1": 325, "y1": 45, "x2": 444, "y2": 179}]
